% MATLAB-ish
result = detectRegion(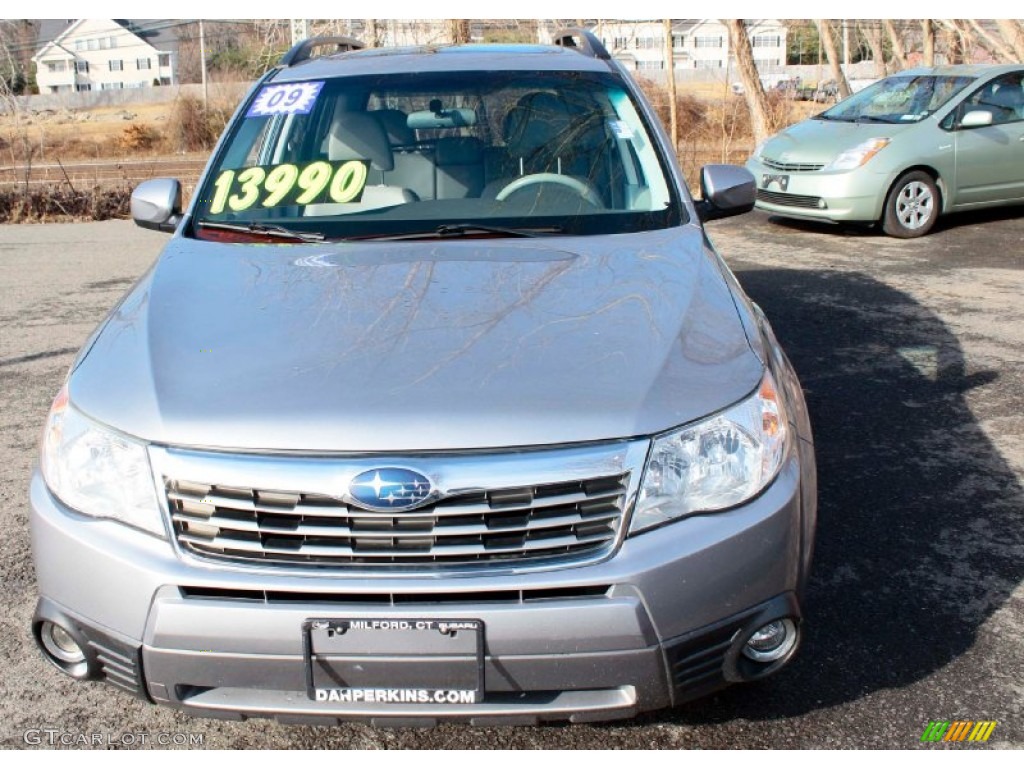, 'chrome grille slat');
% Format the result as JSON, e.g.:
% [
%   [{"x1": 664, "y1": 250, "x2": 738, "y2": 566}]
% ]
[
  {"x1": 761, "y1": 157, "x2": 825, "y2": 172},
  {"x1": 179, "y1": 530, "x2": 615, "y2": 559},
  {"x1": 173, "y1": 509, "x2": 620, "y2": 539},
  {"x1": 167, "y1": 471, "x2": 629, "y2": 568},
  {"x1": 168, "y1": 486, "x2": 624, "y2": 518}
]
